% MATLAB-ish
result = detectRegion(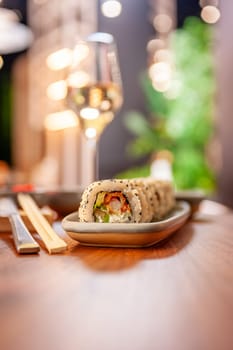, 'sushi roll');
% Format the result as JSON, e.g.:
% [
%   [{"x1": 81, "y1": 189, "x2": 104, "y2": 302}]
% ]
[
  {"x1": 130, "y1": 177, "x2": 175, "y2": 220},
  {"x1": 78, "y1": 178, "x2": 175, "y2": 224},
  {"x1": 148, "y1": 179, "x2": 175, "y2": 220},
  {"x1": 78, "y1": 179, "x2": 143, "y2": 223},
  {"x1": 129, "y1": 178, "x2": 154, "y2": 222}
]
